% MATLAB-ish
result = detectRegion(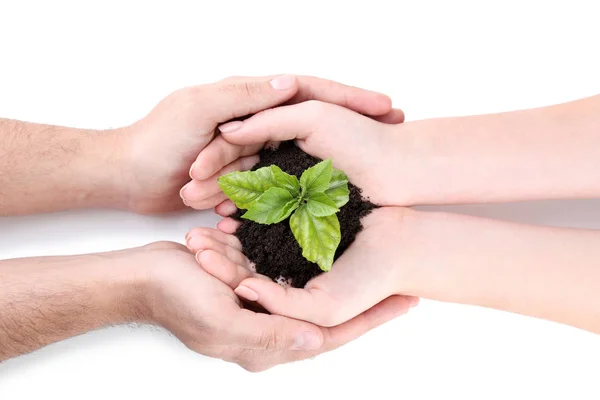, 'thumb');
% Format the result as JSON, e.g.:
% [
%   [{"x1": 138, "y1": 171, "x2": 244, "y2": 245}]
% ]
[
  {"x1": 200, "y1": 75, "x2": 299, "y2": 125},
  {"x1": 233, "y1": 309, "x2": 324, "y2": 351},
  {"x1": 233, "y1": 240, "x2": 396, "y2": 328}
]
